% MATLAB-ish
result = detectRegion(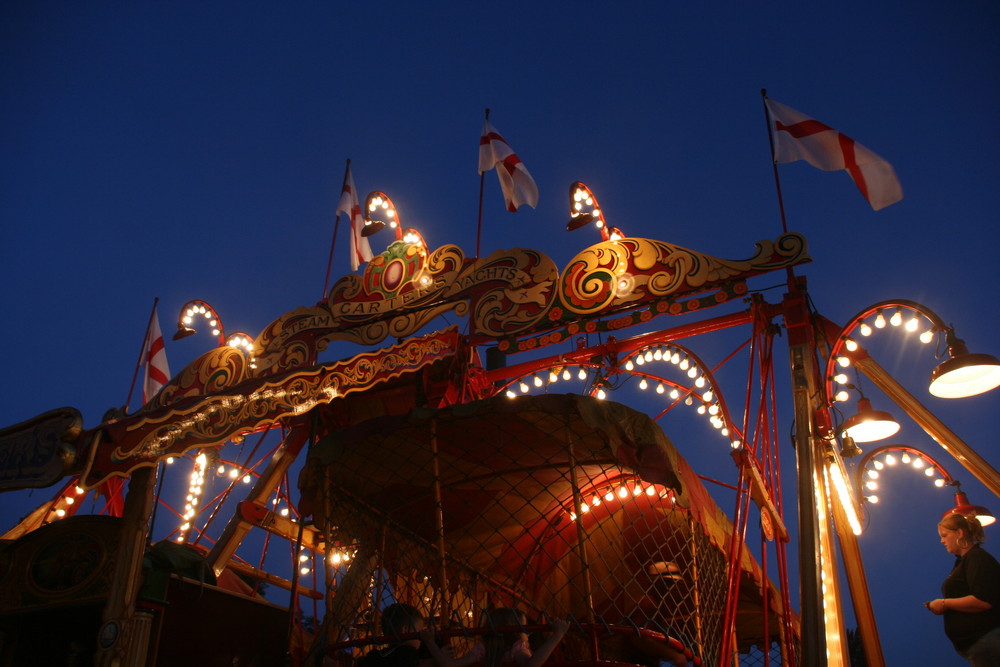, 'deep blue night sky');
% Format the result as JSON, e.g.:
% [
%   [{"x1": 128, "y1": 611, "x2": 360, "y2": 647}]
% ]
[{"x1": 2, "y1": 3, "x2": 999, "y2": 663}]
